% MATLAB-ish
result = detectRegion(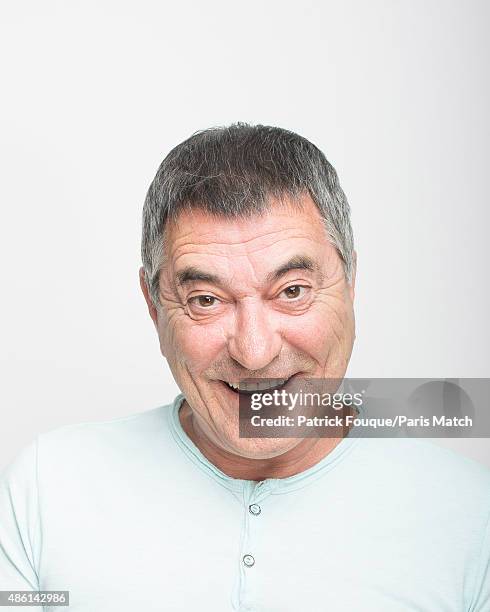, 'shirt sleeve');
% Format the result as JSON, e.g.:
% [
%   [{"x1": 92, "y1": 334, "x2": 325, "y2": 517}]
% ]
[
  {"x1": 469, "y1": 506, "x2": 490, "y2": 612},
  {"x1": 0, "y1": 439, "x2": 41, "y2": 593}
]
